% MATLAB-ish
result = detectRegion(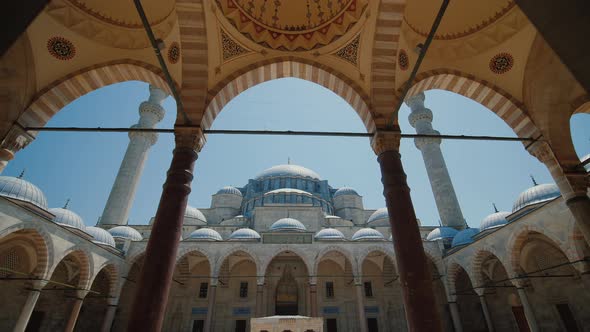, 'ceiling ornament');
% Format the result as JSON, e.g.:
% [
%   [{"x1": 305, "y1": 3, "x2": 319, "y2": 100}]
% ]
[
  {"x1": 333, "y1": 34, "x2": 360, "y2": 65},
  {"x1": 221, "y1": 29, "x2": 251, "y2": 61},
  {"x1": 398, "y1": 49, "x2": 409, "y2": 71},
  {"x1": 47, "y1": 37, "x2": 76, "y2": 60},
  {"x1": 167, "y1": 42, "x2": 181, "y2": 64},
  {"x1": 489, "y1": 52, "x2": 514, "y2": 74},
  {"x1": 215, "y1": 0, "x2": 368, "y2": 51}
]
